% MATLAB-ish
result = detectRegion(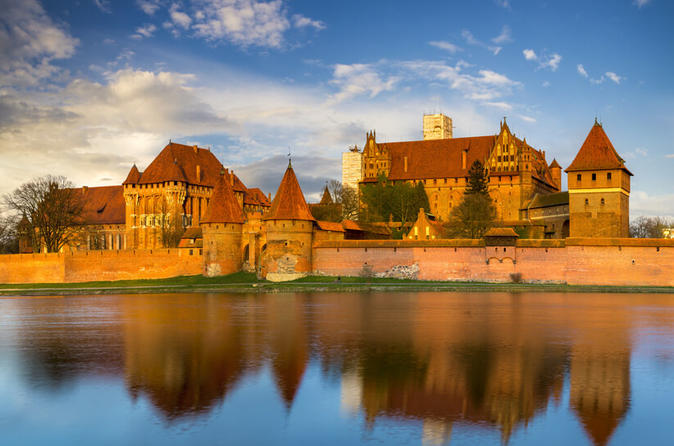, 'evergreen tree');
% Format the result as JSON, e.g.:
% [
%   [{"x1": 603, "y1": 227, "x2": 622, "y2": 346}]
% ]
[{"x1": 445, "y1": 160, "x2": 496, "y2": 238}]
